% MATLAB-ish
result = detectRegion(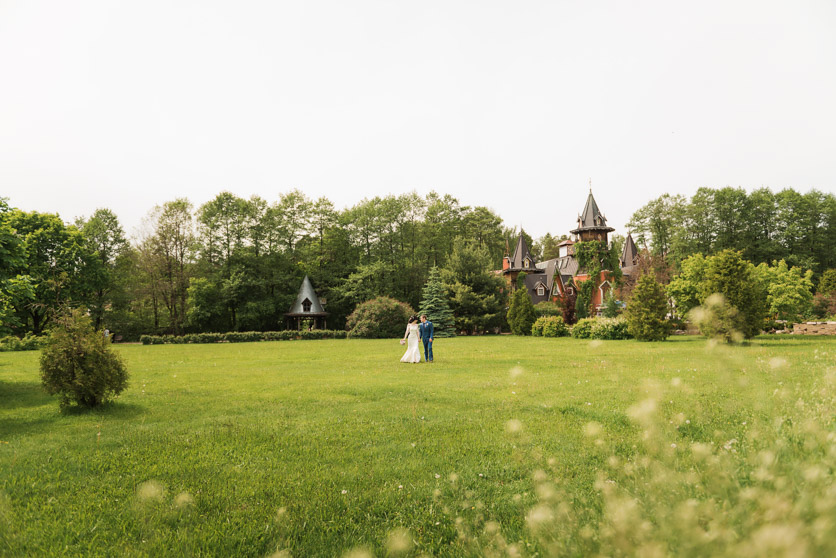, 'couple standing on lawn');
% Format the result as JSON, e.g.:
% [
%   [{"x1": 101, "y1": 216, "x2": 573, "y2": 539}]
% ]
[{"x1": 400, "y1": 314, "x2": 434, "y2": 364}]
